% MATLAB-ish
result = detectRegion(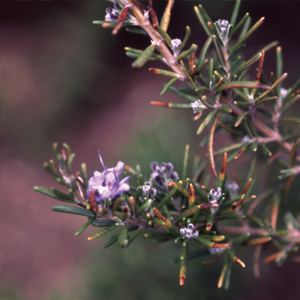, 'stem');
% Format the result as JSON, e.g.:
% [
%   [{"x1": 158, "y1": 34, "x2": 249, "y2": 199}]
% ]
[{"x1": 128, "y1": 1, "x2": 187, "y2": 81}]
